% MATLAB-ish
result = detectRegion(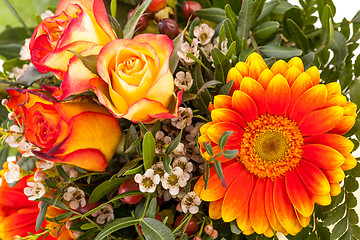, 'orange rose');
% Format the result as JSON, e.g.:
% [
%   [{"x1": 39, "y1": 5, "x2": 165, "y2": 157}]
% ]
[
  {"x1": 29, "y1": 0, "x2": 116, "y2": 79},
  {"x1": 91, "y1": 34, "x2": 182, "y2": 123},
  {"x1": 7, "y1": 88, "x2": 121, "y2": 171},
  {"x1": 0, "y1": 177, "x2": 43, "y2": 240}
]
